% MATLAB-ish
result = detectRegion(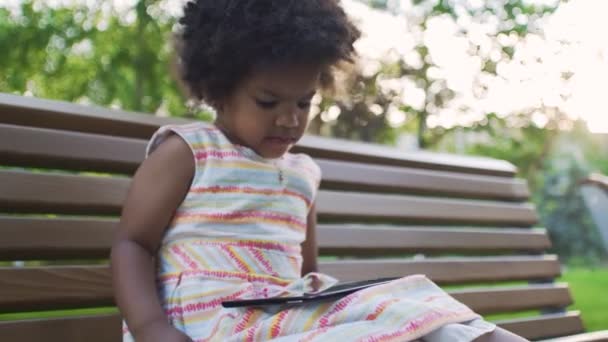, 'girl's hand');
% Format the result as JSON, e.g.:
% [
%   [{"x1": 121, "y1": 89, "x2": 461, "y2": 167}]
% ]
[{"x1": 135, "y1": 320, "x2": 194, "y2": 342}]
